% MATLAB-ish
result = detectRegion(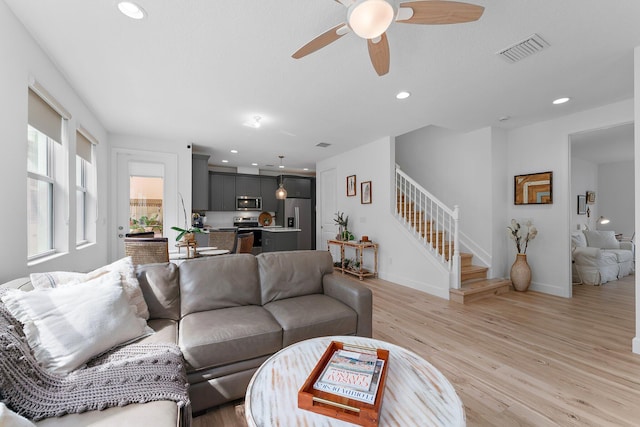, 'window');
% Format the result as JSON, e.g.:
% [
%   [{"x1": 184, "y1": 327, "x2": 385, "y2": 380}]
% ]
[
  {"x1": 75, "y1": 129, "x2": 95, "y2": 246},
  {"x1": 27, "y1": 86, "x2": 69, "y2": 260},
  {"x1": 27, "y1": 126, "x2": 55, "y2": 257}
]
